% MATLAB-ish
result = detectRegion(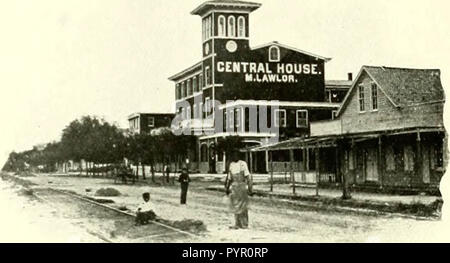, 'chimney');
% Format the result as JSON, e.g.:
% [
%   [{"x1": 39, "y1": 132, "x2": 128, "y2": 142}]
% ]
[{"x1": 348, "y1": 73, "x2": 353, "y2": 81}]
